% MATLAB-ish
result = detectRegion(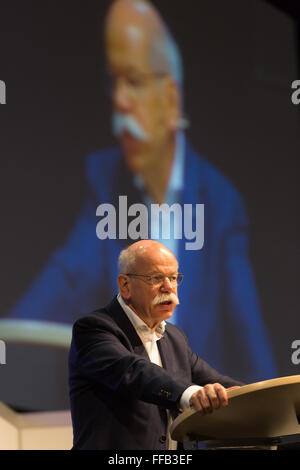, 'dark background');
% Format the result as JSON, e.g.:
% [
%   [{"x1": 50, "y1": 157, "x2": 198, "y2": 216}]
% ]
[{"x1": 0, "y1": 0, "x2": 299, "y2": 410}]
